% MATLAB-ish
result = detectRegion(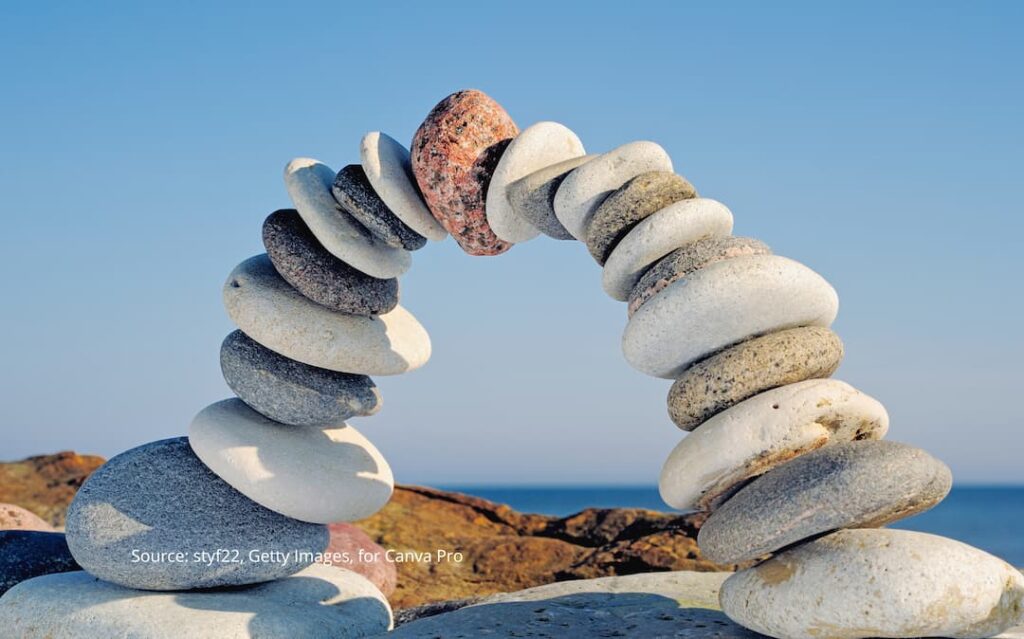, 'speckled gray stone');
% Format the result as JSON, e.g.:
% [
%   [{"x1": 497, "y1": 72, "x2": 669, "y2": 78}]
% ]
[
  {"x1": 65, "y1": 437, "x2": 328, "y2": 591},
  {"x1": 332, "y1": 165, "x2": 427, "y2": 251},
  {"x1": 629, "y1": 236, "x2": 772, "y2": 317},
  {"x1": 220, "y1": 330, "x2": 381, "y2": 427},
  {"x1": 668, "y1": 326, "x2": 844, "y2": 431},
  {"x1": 699, "y1": 441, "x2": 952, "y2": 564},
  {"x1": 262, "y1": 209, "x2": 398, "y2": 315},
  {"x1": 506, "y1": 155, "x2": 594, "y2": 241},
  {"x1": 1, "y1": 532, "x2": 79, "y2": 596},
  {"x1": 586, "y1": 171, "x2": 697, "y2": 264}
]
